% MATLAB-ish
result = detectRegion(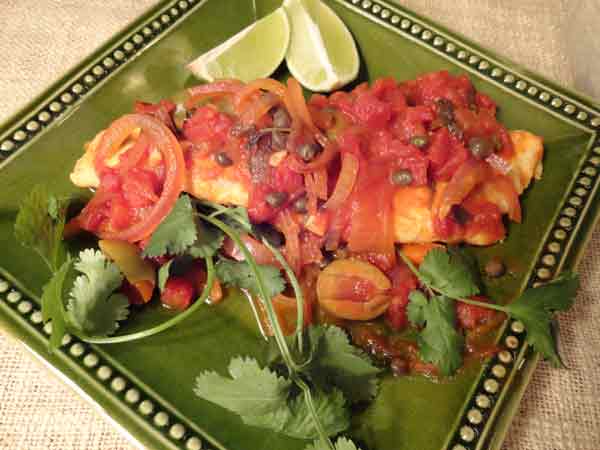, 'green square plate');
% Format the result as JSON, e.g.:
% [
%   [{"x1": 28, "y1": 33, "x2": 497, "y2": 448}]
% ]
[{"x1": 1, "y1": 1, "x2": 599, "y2": 449}]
